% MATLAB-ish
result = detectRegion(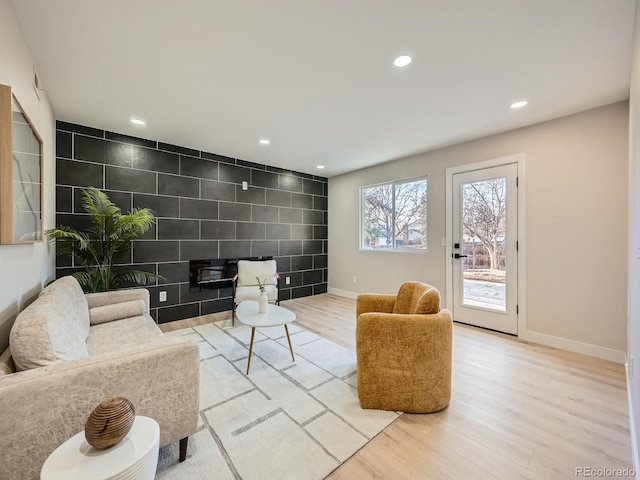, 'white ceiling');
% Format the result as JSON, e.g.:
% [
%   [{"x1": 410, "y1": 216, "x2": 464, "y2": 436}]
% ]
[{"x1": 11, "y1": 0, "x2": 636, "y2": 177}]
